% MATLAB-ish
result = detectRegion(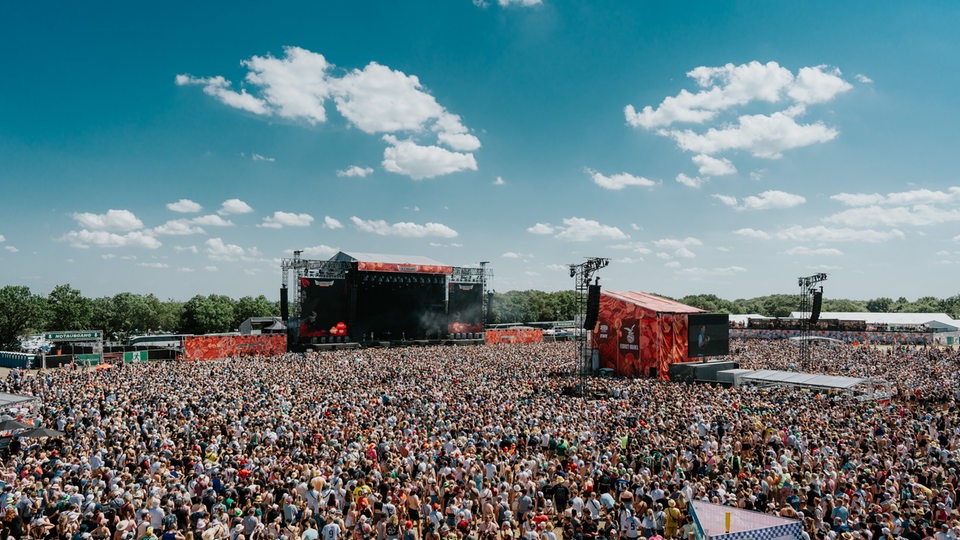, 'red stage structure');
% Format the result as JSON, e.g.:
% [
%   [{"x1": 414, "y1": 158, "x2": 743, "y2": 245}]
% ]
[
  {"x1": 592, "y1": 291, "x2": 704, "y2": 379},
  {"x1": 183, "y1": 335, "x2": 287, "y2": 360}
]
